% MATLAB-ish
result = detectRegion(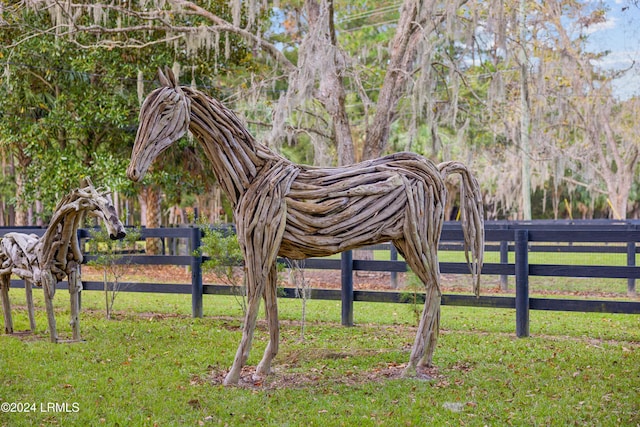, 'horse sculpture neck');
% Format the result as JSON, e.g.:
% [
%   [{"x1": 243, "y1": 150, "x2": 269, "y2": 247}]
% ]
[
  {"x1": 182, "y1": 88, "x2": 287, "y2": 207},
  {"x1": 40, "y1": 193, "x2": 87, "y2": 269}
]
